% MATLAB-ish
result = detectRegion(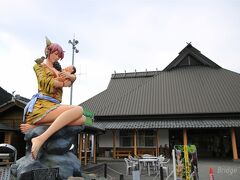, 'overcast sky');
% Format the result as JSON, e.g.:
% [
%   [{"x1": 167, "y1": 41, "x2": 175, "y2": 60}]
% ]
[{"x1": 0, "y1": 0, "x2": 240, "y2": 105}]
